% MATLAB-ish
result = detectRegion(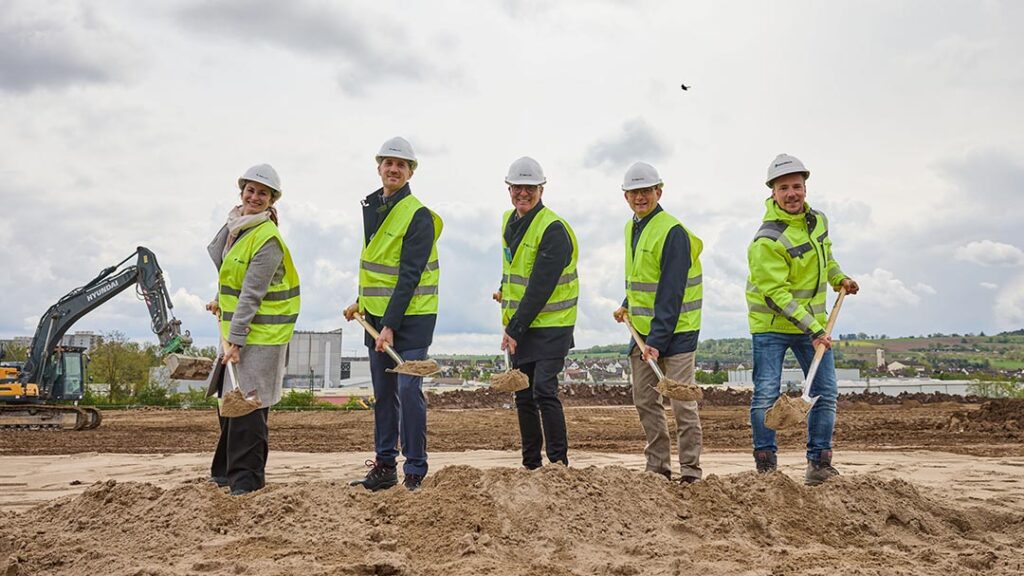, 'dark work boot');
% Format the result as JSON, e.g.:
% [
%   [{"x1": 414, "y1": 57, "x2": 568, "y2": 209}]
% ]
[
  {"x1": 805, "y1": 450, "x2": 840, "y2": 486},
  {"x1": 754, "y1": 450, "x2": 777, "y2": 473},
  {"x1": 403, "y1": 473, "x2": 424, "y2": 492},
  {"x1": 349, "y1": 459, "x2": 398, "y2": 491}
]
